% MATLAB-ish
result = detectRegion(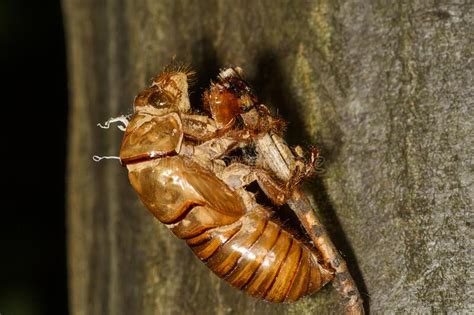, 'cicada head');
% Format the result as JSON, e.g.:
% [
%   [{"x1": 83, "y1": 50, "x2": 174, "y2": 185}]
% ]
[
  {"x1": 120, "y1": 68, "x2": 193, "y2": 165},
  {"x1": 133, "y1": 70, "x2": 193, "y2": 114},
  {"x1": 203, "y1": 67, "x2": 258, "y2": 128}
]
